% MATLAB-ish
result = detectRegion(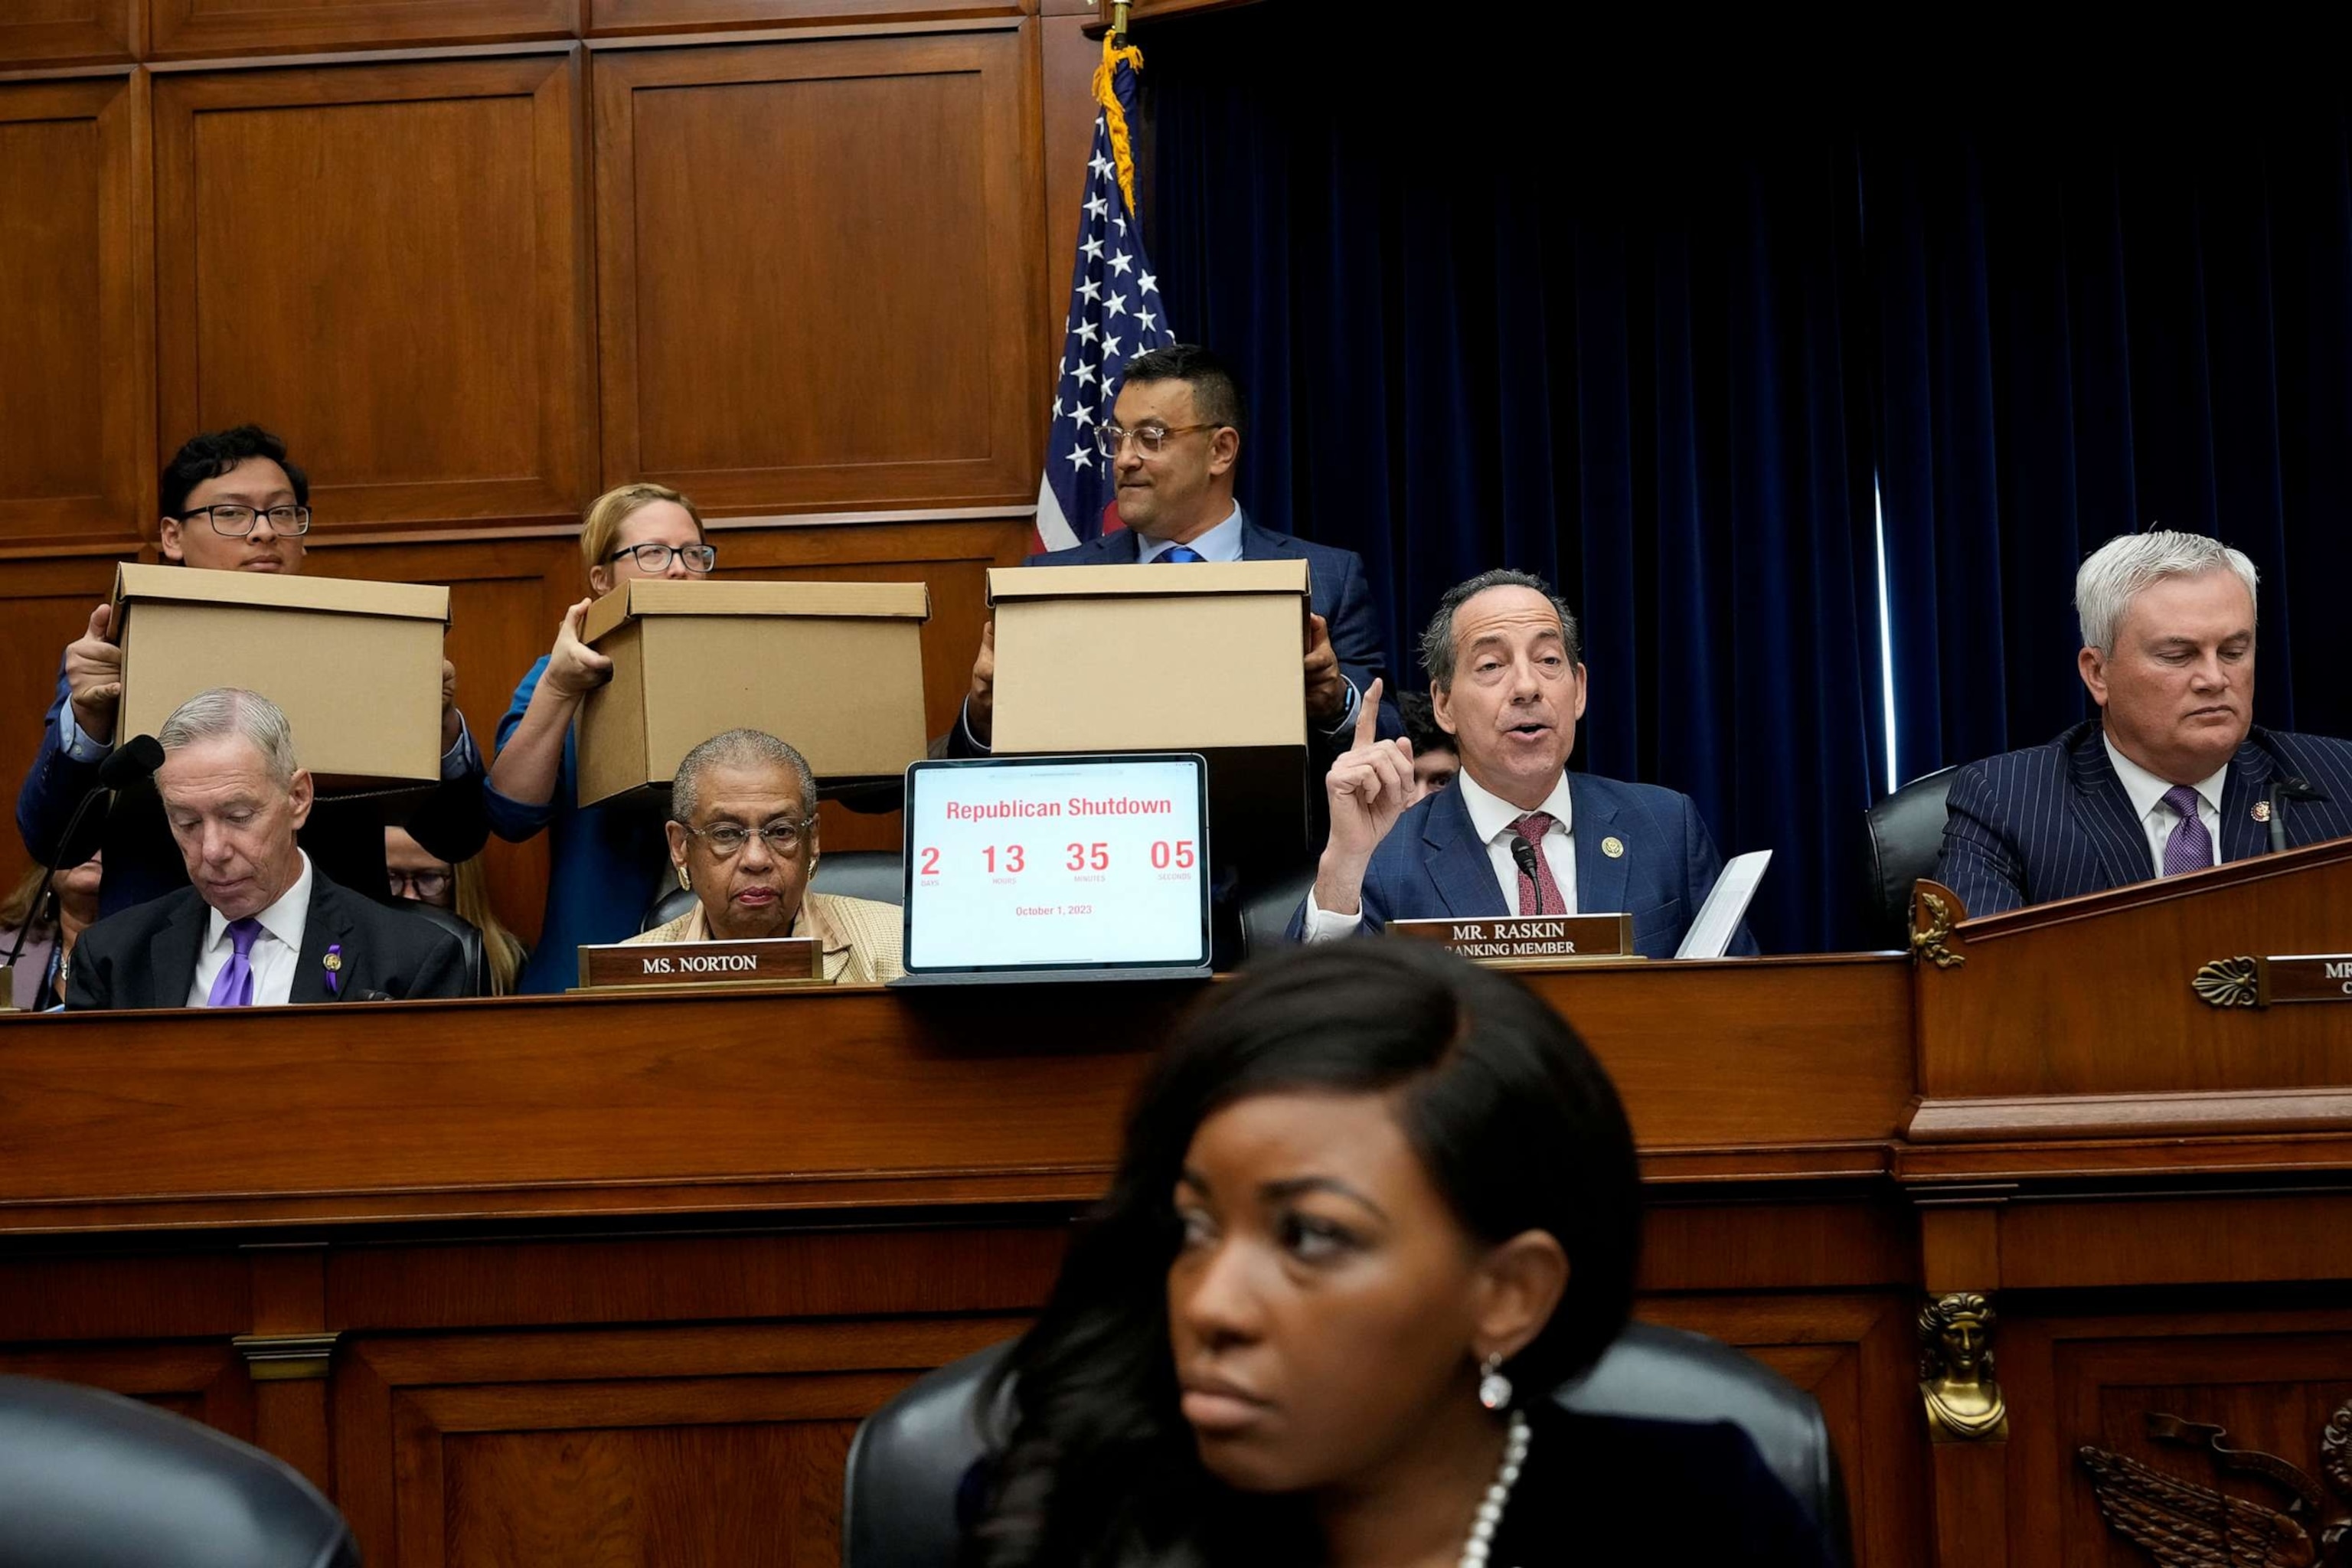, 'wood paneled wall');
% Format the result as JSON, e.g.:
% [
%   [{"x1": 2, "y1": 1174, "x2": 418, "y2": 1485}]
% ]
[{"x1": 0, "y1": 0, "x2": 1107, "y2": 942}]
